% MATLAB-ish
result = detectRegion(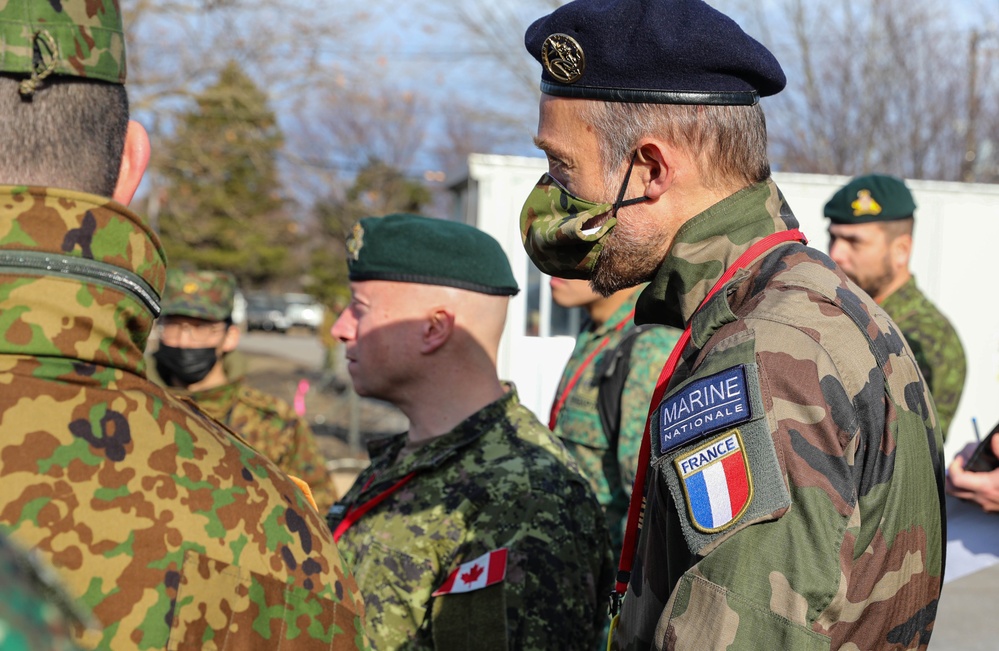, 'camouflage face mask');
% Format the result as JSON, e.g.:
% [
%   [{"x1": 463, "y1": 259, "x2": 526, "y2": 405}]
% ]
[{"x1": 520, "y1": 154, "x2": 648, "y2": 278}]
